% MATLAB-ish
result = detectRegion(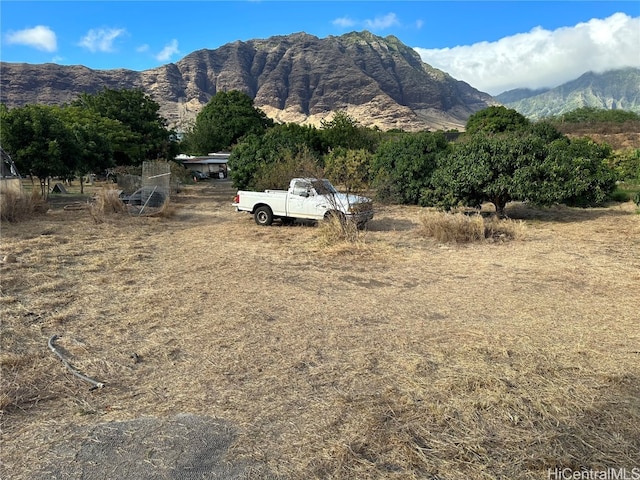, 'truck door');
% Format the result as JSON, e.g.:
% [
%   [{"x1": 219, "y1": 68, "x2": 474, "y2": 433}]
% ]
[{"x1": 287, "y1": 180, "x2": 317, "y2": 219}]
